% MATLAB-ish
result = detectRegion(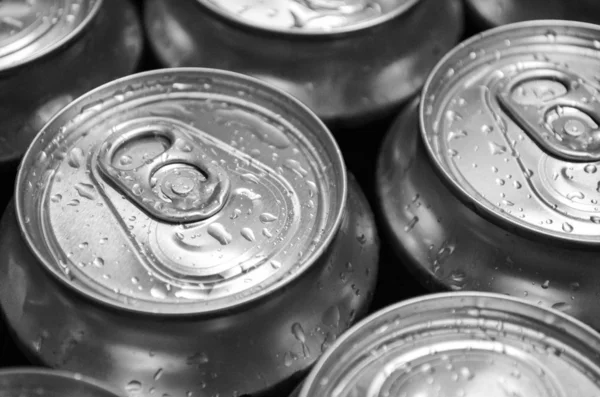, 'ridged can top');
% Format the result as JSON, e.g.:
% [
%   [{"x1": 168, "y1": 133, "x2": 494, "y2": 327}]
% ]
[
  {"x1": 0, "y1": 0, "x2": 101, "y2": 70},
  {"x1": 16, "y1": 68, "x2": 347, "y2": 315},
  {"x1": 421, "y1": 21, "x2": 600, "y2": 245},
  {"x1": 0, "y1": 368, "x2": 121, "y2": 397},
  {"x1": 200, "y1": 0, "x2": 420, "y2": 34},
  {"x1": 299, "y1": 292, "x2": 600, "y2": 397}
]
